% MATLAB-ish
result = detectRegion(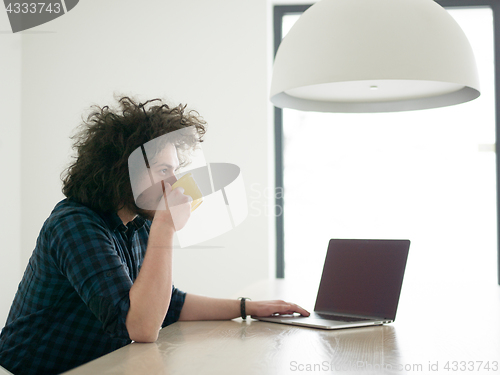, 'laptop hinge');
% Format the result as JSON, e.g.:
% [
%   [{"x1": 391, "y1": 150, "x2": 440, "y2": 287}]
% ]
[{"x1": 315, "y1": 311, "x2": 385, "y2": 320}]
